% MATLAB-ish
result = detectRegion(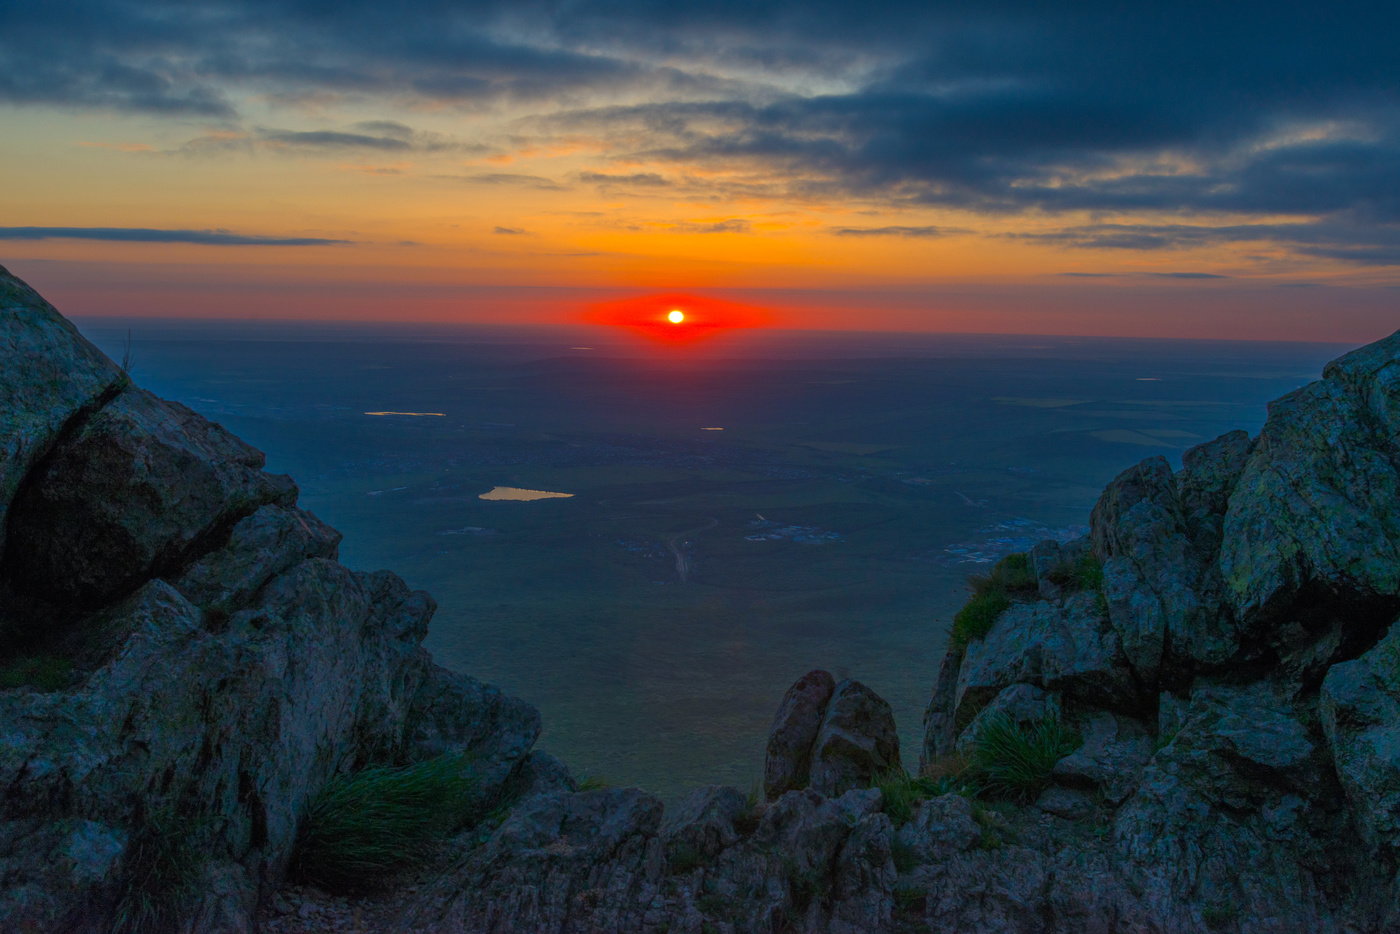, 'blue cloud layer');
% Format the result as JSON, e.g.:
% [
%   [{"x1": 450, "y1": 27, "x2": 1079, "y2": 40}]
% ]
[{"x1": 2, "y1": 1, "x2": 1398, "y2": 263}]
